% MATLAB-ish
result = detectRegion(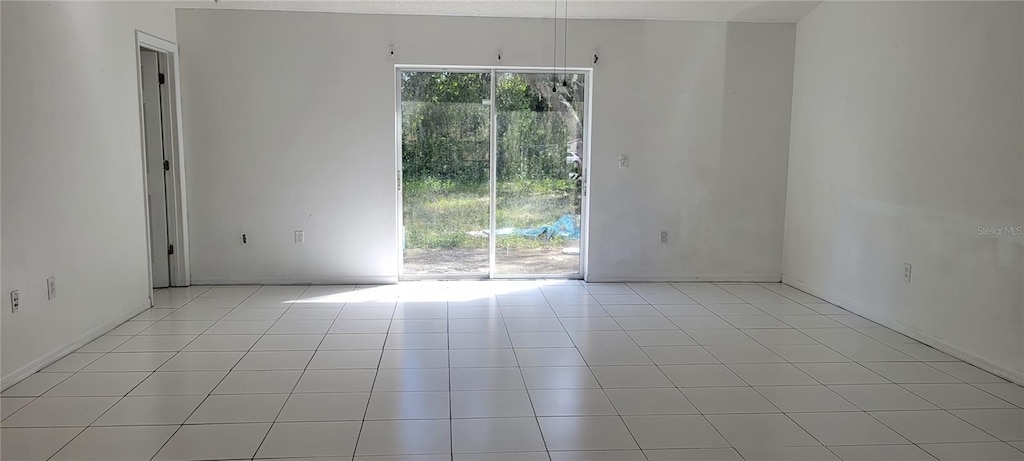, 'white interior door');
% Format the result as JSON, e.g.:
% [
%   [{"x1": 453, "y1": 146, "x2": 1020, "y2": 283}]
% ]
[{"x1": 141, "y1": 48, "x2": 170, "y2": 288}]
